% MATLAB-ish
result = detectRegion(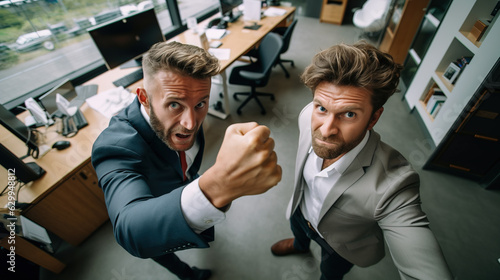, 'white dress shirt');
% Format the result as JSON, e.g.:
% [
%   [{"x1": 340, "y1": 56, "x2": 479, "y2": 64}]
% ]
[
  {"x1": 140, "y1": 105, "x2": 225, "y2": 234},
  {"x1": 300, "y1": 130, "x2": 370, "y2": 237}
]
